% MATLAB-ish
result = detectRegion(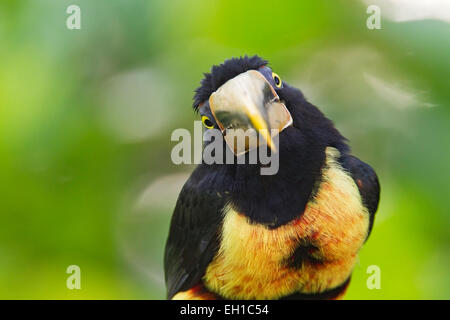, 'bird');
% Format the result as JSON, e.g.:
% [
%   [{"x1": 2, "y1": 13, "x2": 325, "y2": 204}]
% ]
[{"x1": 164, "y1": 55, "x2": 380, "y2": 300}]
